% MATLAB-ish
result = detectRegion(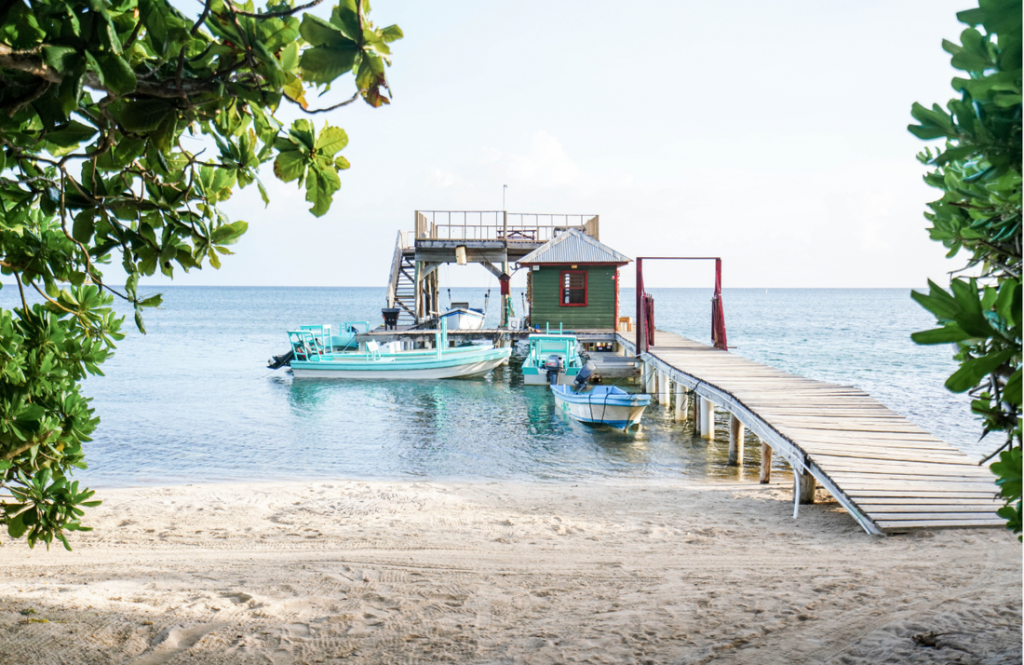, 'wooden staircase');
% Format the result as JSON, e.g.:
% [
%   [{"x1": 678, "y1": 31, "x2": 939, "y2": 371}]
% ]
[{"x1": 386, "y1": 231, "x2": 417, "y2": 325}]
